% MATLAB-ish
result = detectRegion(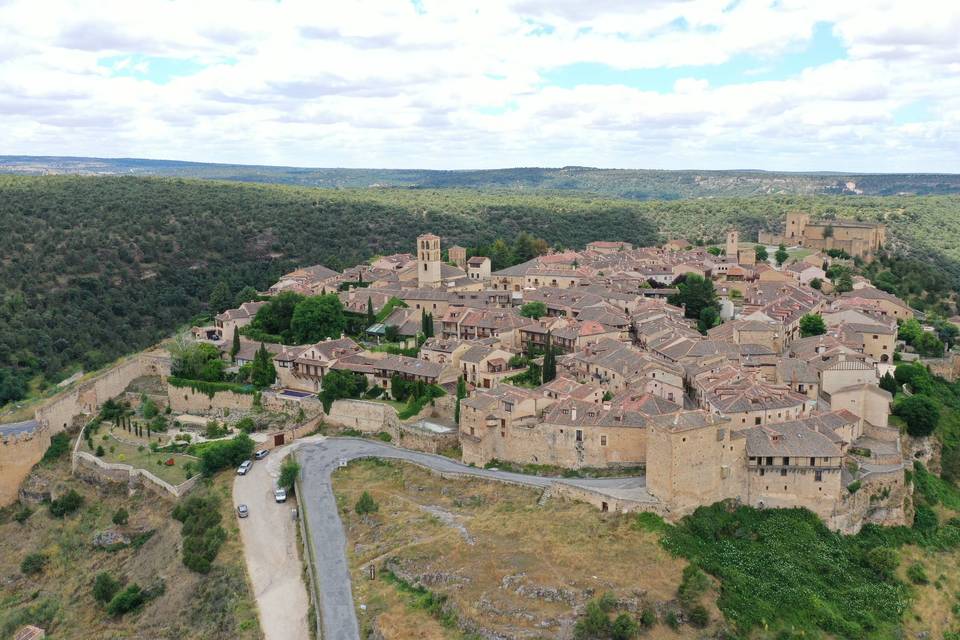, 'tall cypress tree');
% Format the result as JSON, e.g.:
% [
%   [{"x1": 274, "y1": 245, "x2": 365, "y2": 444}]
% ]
[
  {"x1": 251, "y1": 342, "x2": 276, "y2": 388},
  {"x1": 366, "y1": 297, "x2": 375, "y2": 327},
  {"x1": 230, "y1": 327, "x2": 240, "y2": 362},
  {"x1": 455, "y1": 375, "x2": 467, "y2": 424},
  {"x1": 542, "y1": 331, "x2": 557, "y2": 383}
]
